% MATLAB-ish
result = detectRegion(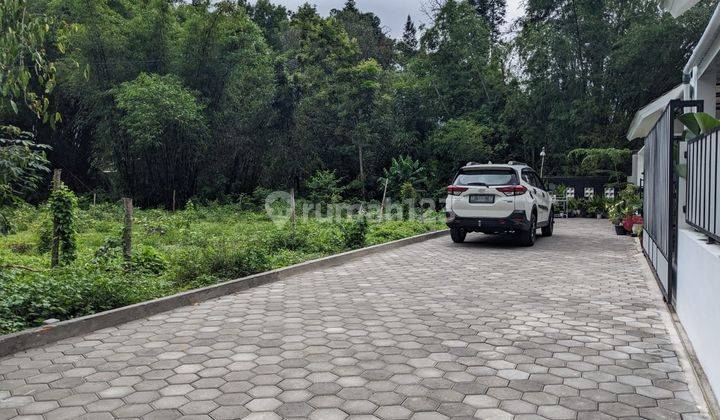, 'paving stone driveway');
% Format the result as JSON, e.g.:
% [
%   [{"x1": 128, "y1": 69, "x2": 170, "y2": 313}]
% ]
[{"x1": 0, "y1": 219, "x2": 710, "y2": 420}]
